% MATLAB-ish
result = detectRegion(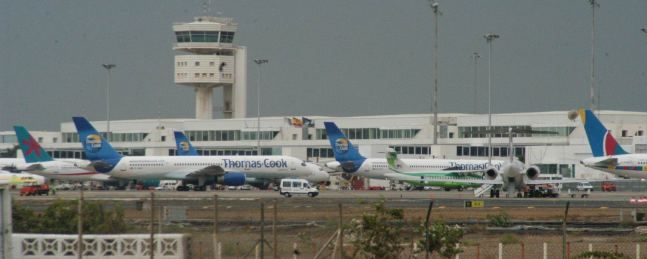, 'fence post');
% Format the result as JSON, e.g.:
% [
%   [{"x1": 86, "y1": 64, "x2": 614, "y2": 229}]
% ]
[
  {"x1": 273, "y1": 199, "x2": 278, "y2": 259},
  {"x1": 567, "y1": 242, "x2": 570, "y2": 258},
  {"x1": 455, "y1": 243, "x2": 460, "y2": 259},
  {"x1": 615, "y1": 244, "x2": 618, "y2": 254},
  {"x1": 520, "y1": 242, "x2": 524, "y2": 259},
  {"x1": 498, "y1": 243, "x2": 502, "y2": 259},
  {"x1": 543, "y1": 242, "x2": 547, "y2": 259},
  {"x1": 150, "y1": 191, "x2": 155, "y2": 259},
  {"x1": 637, "y1": 243, "x2": 640, "y2": 259},
  {"x1": 213, "y1": 194, "x2": 219, "y2": 259},
  {"x1": 260, "y1": 202, "x2": 265, "y2": 259},
  {"x1": 588, "y1": 243, "x2": 592, "y2": 253},
  {"x1": 292, "y1": 242, "x2": 298, "y2": 259},
  {"x1": 476, "y1": 244, "x2": 480, "y2": 259}
]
